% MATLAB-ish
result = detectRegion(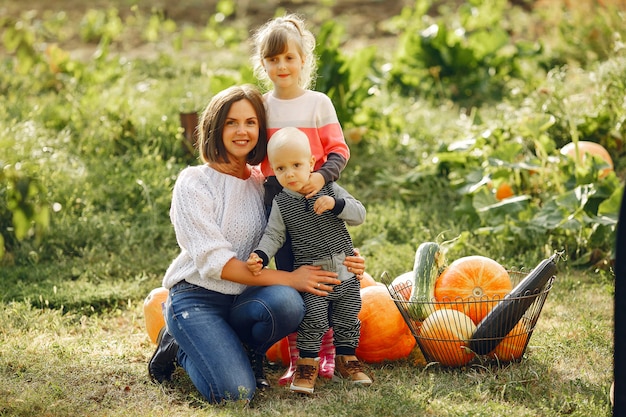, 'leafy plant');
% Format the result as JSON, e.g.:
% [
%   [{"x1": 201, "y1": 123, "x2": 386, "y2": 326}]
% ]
[
  {"x1": 314, "y1": 19, "x2": 378, "y2": 126},
  {"x1": 388, "y1": 0, "x2": 542, "y2": 106},
  {"x1": 0, "y1": 162, "x2": 49, "y2": 260}
]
